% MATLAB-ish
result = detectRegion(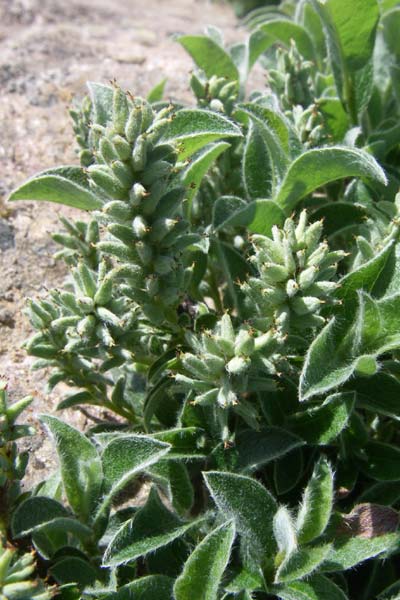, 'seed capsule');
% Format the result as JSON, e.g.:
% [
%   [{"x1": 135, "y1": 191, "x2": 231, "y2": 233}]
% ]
[{"x1": 113, "y1": 87, "x2": 130, "y2": 135}]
